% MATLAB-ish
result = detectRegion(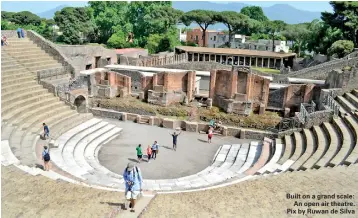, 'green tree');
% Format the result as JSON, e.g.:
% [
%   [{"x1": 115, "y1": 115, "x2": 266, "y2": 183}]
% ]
[
  {"x1": 127, "y1": 2, "x2": 181, "y2": 47},
  {"x1": 181, "y1": 10, "x2": 217, "y2": 47},
  {"x1": 322, "y1": 1, "x2": 358, "y2": 47},
  {"x1": 11, "y1": 11, "x2": 42, "y2": 26},
  {"x1": 146, "y1": 27, "x2": 180, "y2": 54},
  {"x1": 282, "y1": 23, "x2": 310, "y2": 56},
  {"x1": 264, "y1": 20, "x2": 286, "y2": 52},
  {"x1": 88, "y1": 1, "x2": 129, "y2": 44},
  {"x1": 305, "y1": 19, "x2": 344, "y2": 55},
  {"x1": 328, "y1": 40, "x2": 354, "y2": 58},
  {"x1": 240, "y1": 6, "x2": 268, "y2": 22},
  {"x1": 214, "y1": 11, "x2": 249, "y2": 47},
  {"x1": 1, "y1": 11, "x2": 15, "y2": 20},
  {"x1": 54, "y1": 7, "x2": 95, "y2": 44}
]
